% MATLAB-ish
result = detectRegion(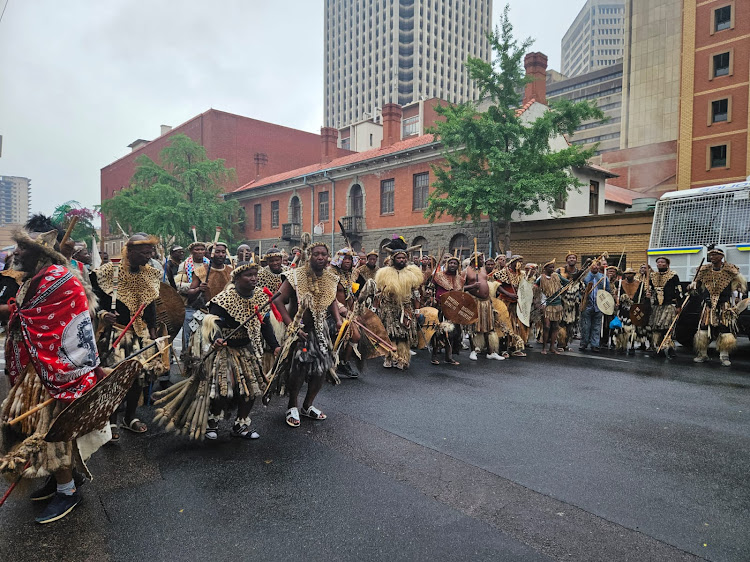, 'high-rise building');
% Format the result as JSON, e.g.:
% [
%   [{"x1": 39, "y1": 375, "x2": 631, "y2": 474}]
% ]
[
  {"x1": 323, "y1": 0, "x2": 492, "y2": 129},
  {"x1": 0, "y1": 175, "x2": 31, "y2": 226},
  {"x1": 561, "y1": 0, "x2": 626, "y2": 78},
  {"x1": 620, "y1": 0, "x2": 682, "y2": 150},
  {"x1": 547, "y1": 62, "x2": 624, "y2": 155}
]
